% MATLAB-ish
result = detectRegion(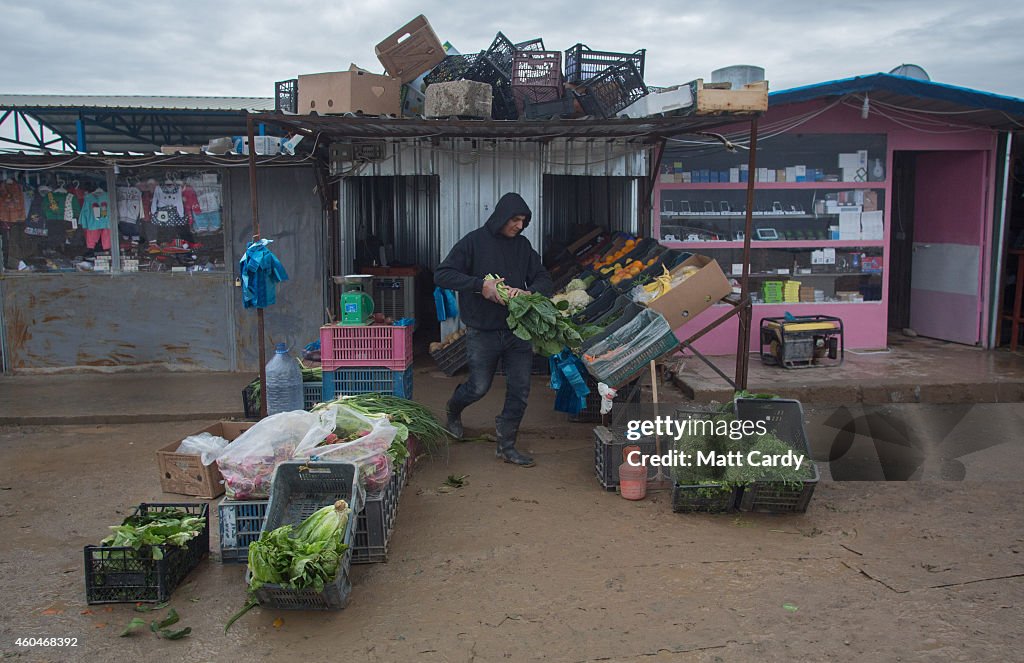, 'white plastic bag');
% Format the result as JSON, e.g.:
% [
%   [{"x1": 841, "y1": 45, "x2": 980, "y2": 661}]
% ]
[
  {"x1": 176, "y1": 432, "x2": 230, "y2": 466},
  {"x1": 215, "y1": 410, "x2": 336, "y2": 500},
  {"x1": 297, "y1": 402, "x2": 398, "y2": 494}
]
